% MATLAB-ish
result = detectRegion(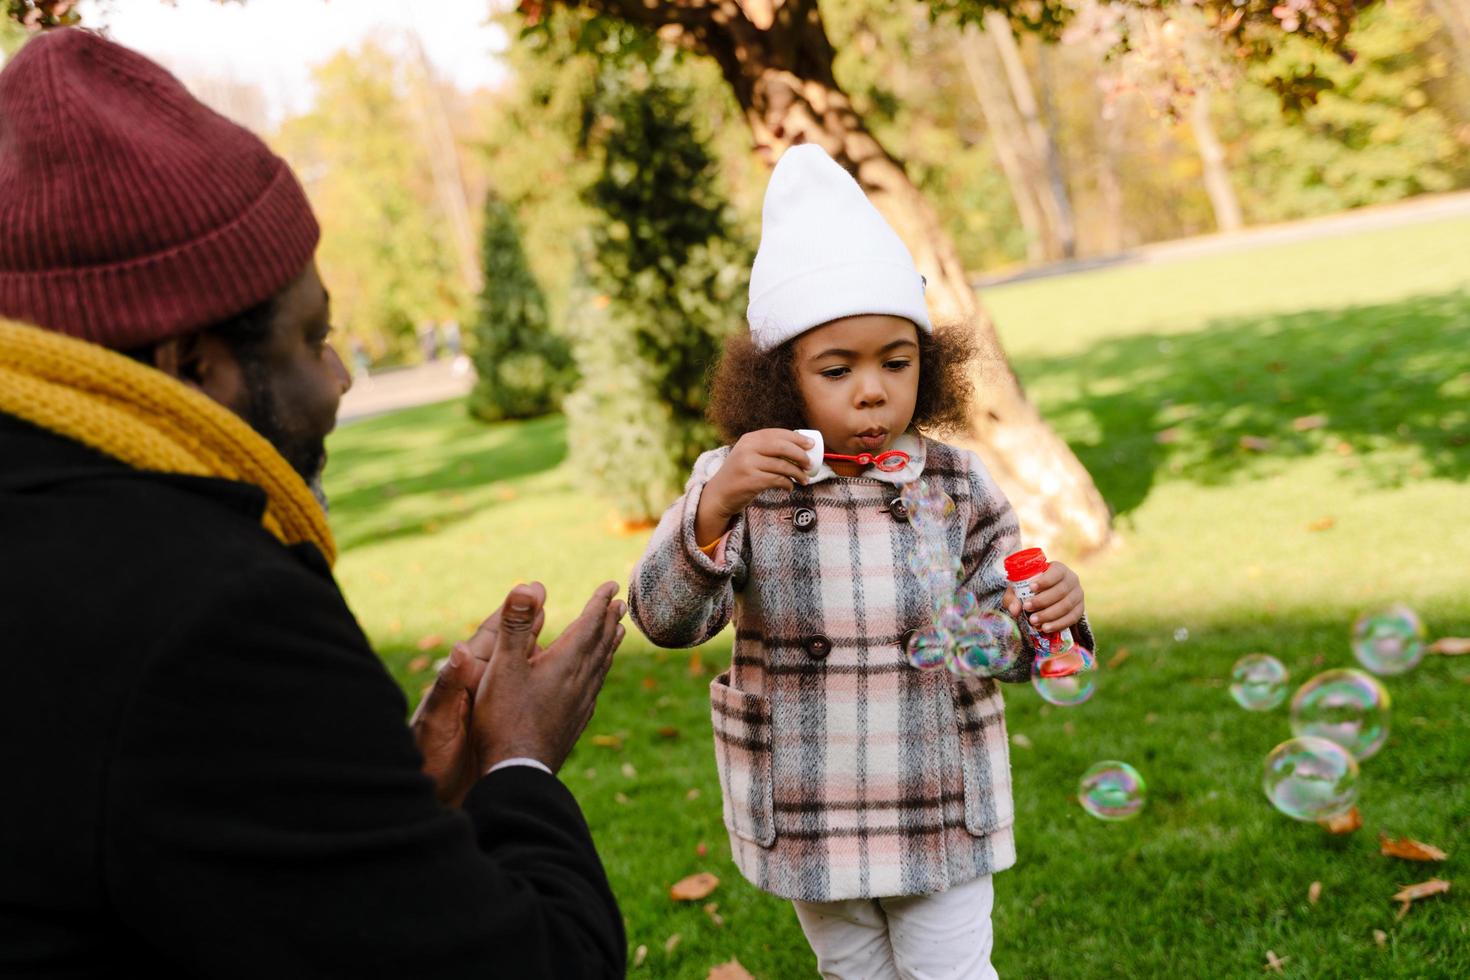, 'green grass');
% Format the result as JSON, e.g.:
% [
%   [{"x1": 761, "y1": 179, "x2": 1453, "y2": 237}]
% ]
[{"x1": 325, "y1": 215, "x2": 1470, "y2": 978}]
